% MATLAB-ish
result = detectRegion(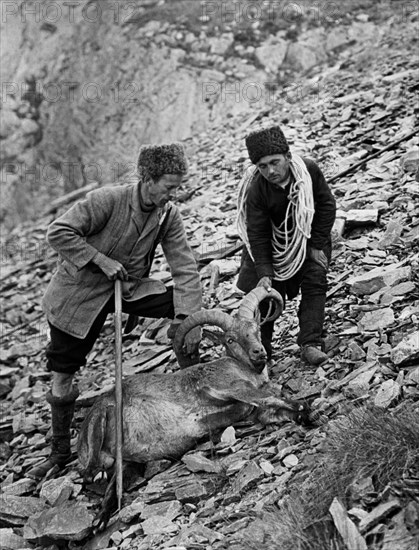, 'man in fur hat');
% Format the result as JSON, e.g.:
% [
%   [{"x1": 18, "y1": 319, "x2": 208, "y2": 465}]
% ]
[
  {"x1": 237, "y1": 125, "x2": 336, "y2": 366},
  {"x1": 28, "y1": 143, "x2": 202, "y2": 479}
]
